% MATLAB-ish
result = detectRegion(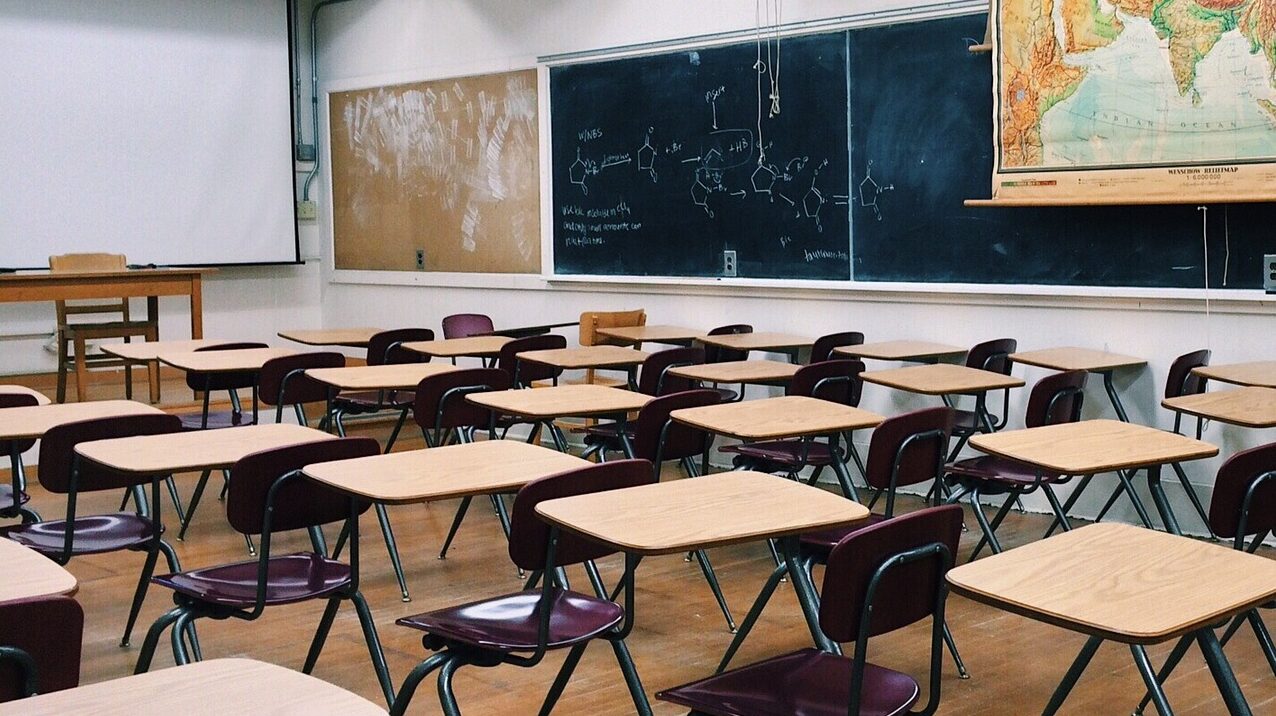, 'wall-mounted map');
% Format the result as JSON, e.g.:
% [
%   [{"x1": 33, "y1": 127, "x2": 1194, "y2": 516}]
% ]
[
  {"x1": 992, "y1": 0, "x2": 1276, "y2": 202},
  {"x1": 330, "y1": 69, "x2": 541, "y2": 272}
]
